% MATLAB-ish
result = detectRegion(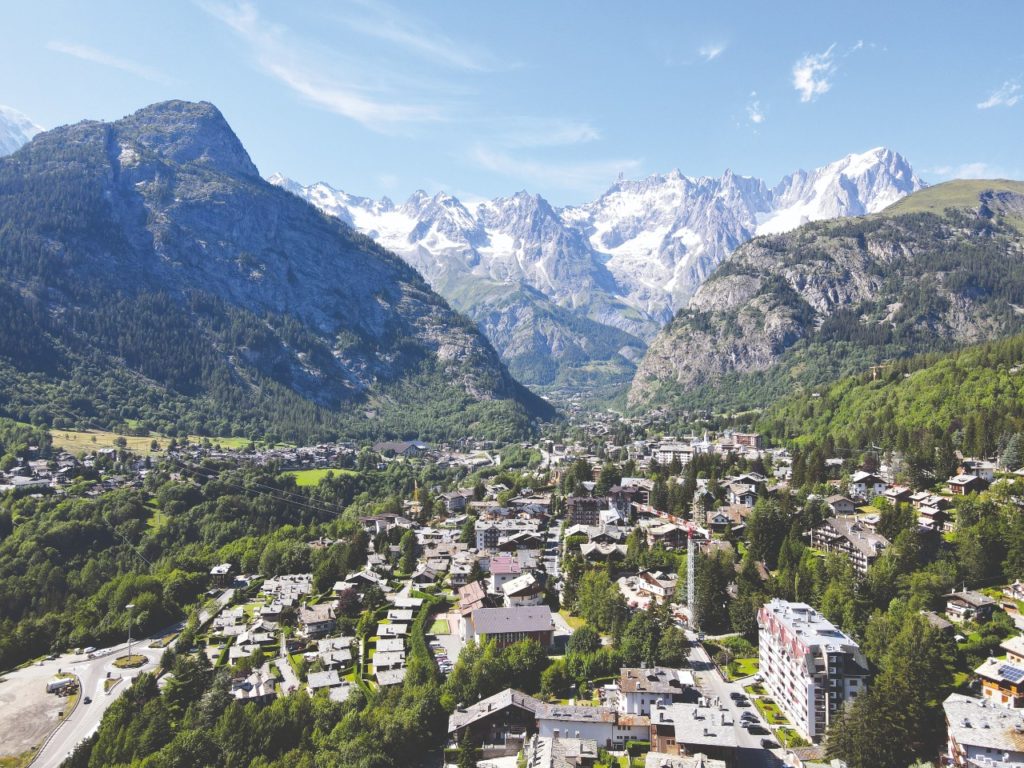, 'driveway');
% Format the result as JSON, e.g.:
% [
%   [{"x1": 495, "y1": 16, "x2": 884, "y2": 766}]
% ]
[
  {"x1": 429, "y1": 613, "x2": 464, "y2": 672},
  {"x1": 273, "y1": 634, "x2": 301, "y2": 694},
  {"x1": 549, "y1": 610, "x2": 575, "y2": 654}
]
